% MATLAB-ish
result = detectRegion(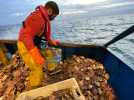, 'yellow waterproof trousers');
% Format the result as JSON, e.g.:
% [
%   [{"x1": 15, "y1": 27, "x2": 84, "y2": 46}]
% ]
[{"x1": 17, "y1": 41, "x2": 43, "y2": 88}]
